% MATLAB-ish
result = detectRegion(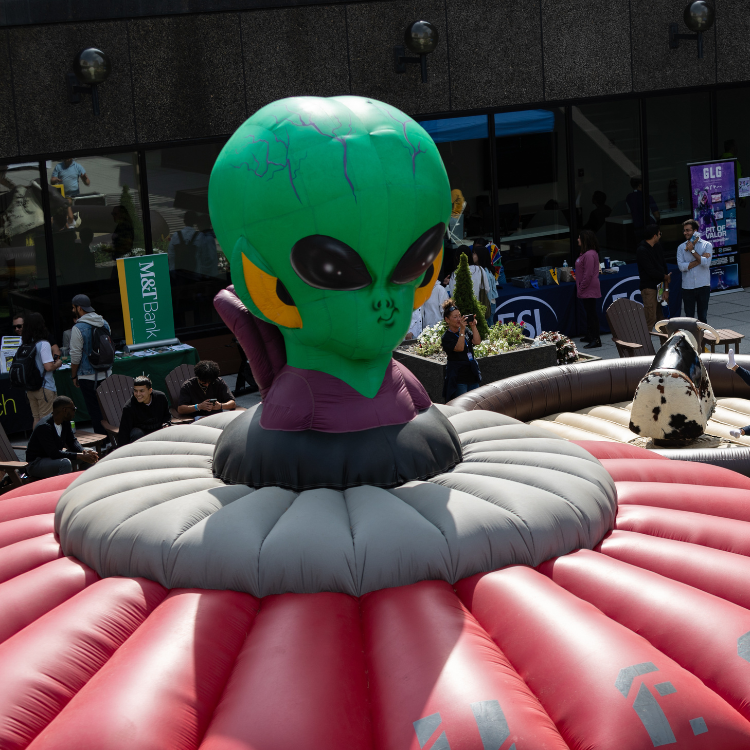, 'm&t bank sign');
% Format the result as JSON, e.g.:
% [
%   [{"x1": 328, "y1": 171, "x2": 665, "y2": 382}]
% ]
[{"x1": 117, "y1": 254, "x2": 175, "y2": 345}]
